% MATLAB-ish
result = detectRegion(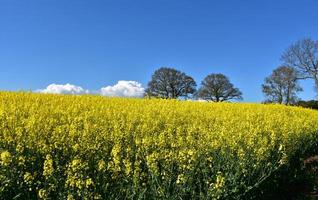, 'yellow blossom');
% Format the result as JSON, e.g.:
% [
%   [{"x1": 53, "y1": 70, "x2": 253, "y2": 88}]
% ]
[{"x1": 0, "y1": 151, "x2": 12, "y2": 166}]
